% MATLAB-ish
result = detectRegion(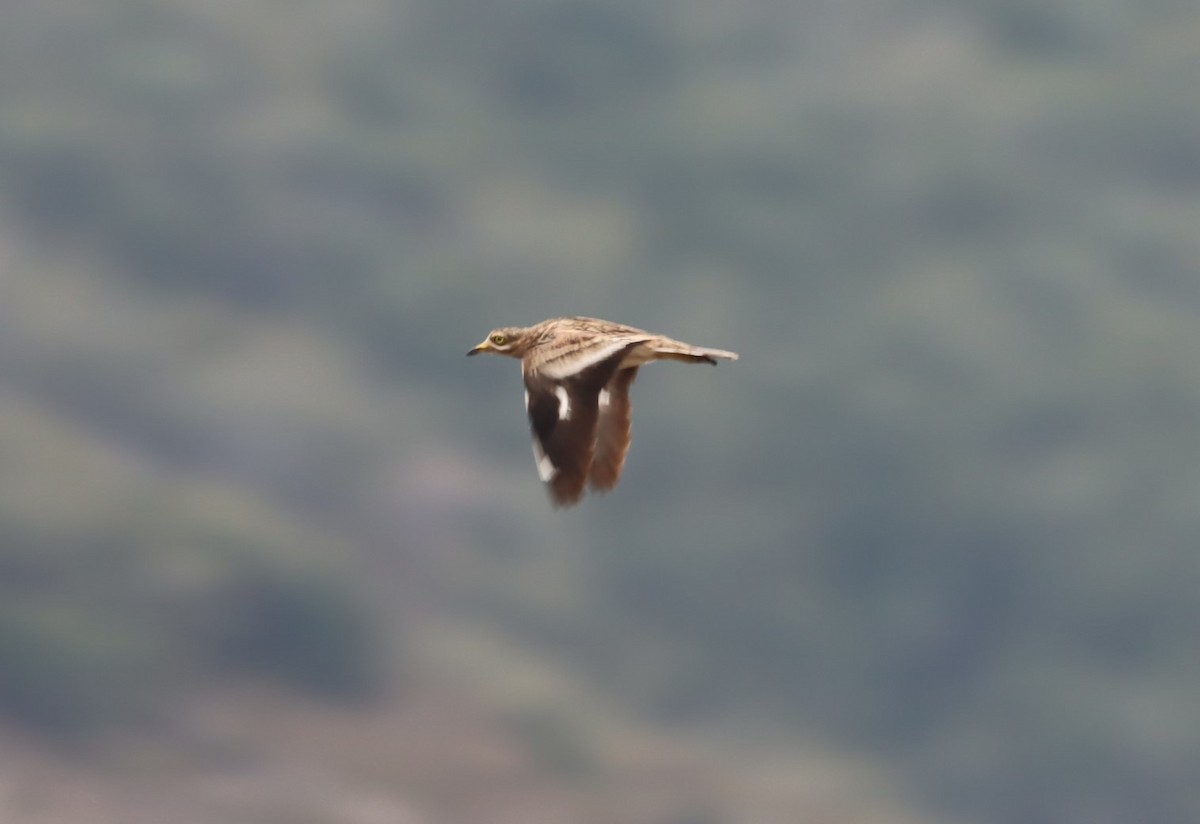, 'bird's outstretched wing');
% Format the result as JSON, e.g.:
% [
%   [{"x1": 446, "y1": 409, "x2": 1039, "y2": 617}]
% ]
[
  {"x1": 590, "y1": 366, "x2": 638, "y2": 492},
  {"x1": 524, "y1": 343, "x2": 637, "y2": 507}
]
